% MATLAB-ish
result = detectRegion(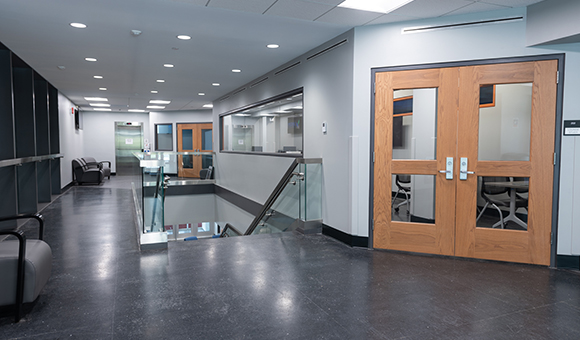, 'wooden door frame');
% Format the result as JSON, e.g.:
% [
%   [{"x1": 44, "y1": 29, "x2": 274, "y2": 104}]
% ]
[
  {"x1": 176, "y1": 122, "x2": 213, "y2": 178},
  {"x1": 369, "y1": 54, "x2": 565, "y2": 267}
]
